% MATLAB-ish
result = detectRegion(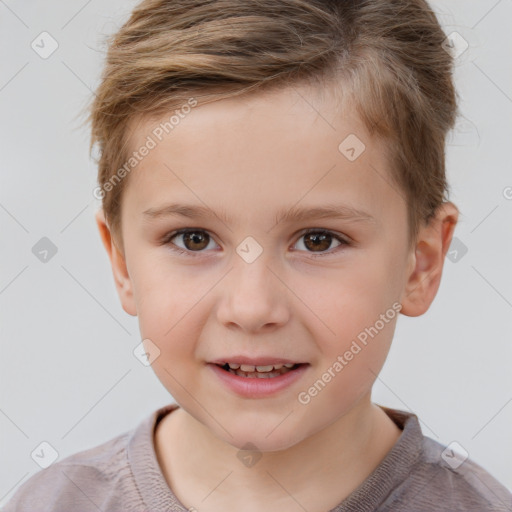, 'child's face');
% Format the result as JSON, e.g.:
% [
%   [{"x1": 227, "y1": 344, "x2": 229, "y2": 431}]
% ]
[{"x1": 104, "y1": 84, "x2": 420, "y2": 450}]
